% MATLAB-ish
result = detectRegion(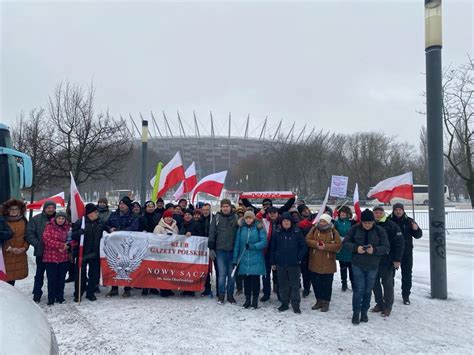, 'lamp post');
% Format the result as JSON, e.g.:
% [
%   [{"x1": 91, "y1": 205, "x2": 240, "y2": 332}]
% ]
[
  {"x1": 140, "y1": 120, "x2": 148, "y2": 206},
  {"x1": 425, "y1": 0, "x2": 447, "y2": 299}
]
